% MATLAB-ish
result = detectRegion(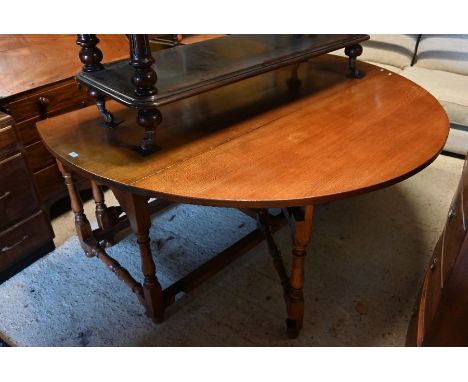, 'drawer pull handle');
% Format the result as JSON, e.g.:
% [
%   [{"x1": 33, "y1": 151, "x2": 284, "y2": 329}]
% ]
[
  {"x1": 0, "y1": 191, "x2": 11, "y2": 201},
  {"x1": 1, "y1": 235, "x2": 29, "y2": 253},
  {"x1": 37, "y1": 96, "x2": 50, "y2": 119}
]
